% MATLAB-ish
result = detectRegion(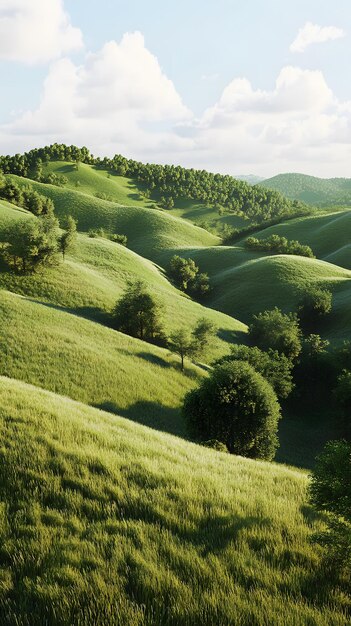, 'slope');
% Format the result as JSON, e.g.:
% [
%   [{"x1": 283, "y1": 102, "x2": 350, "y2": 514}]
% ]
[
  {"x1": 6, "y1": 173, "x2": 220, "y2": 261},
  {"x1": 0, "y1": 203, "x2": 246, "y2": 361},
  {"x1": 0, "y1": 376, "x2": 347, "y2": 626},
  {"x1": 0, "y1": 289, "x2": 205, "y2": 437},
  {"x1": 261, "y1": 173, "x2": 351, "y2": 206}
]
